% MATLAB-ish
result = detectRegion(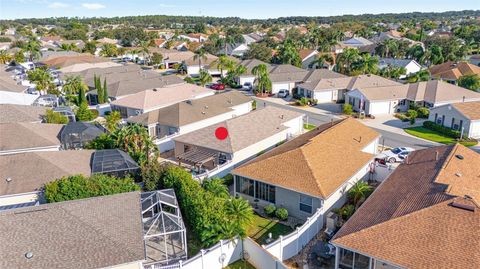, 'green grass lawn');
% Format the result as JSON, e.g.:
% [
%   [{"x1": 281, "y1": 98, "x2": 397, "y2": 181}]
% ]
[
  {"x1": 404, "y1": 127, "x2": 478, "y2": 147},
  {"x1": 225, "y1": 260, "x2": 256, "y2": 269},
  {"x1": 304, "y1": 123, "x2": 316, "y2": 130},
  {"x1": 247, "y1": 213, "x2": 293, "y2": 245}
]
